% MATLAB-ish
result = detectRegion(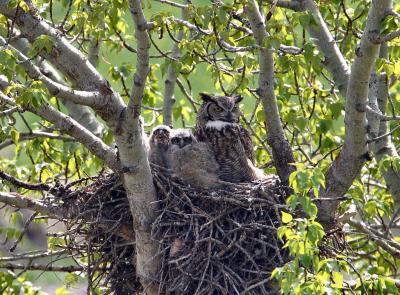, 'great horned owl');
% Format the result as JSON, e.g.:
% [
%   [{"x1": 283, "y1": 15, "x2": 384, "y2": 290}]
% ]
[
  {"x1": 194, "y1": 93, "x2": 262, "y2": 182},
  {"x1": 195, "y1": 93, "x2": 255, "y2": 163},
  {"x1": 167, "y1": 128, "x2": 222, "y2": 188},
  {"x1": 149, "y1": 125, "x2": 171, "y2": 169}
]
